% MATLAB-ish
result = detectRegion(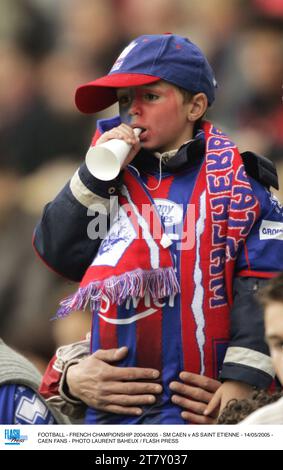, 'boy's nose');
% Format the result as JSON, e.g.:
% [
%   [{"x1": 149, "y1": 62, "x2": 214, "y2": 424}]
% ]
[{"x1": 129, "y1": 98, "x2": 142, "y2": 116}]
